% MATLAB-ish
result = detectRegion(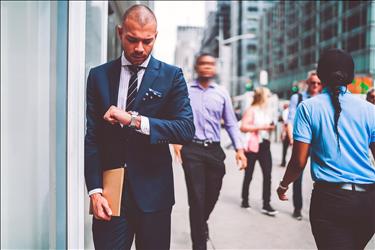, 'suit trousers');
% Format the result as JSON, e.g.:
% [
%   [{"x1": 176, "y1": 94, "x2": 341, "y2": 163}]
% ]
[
  {"x1": 181, "y1": 142, "x2": 226, "y2": 250},
  {"x1": 241, "y1": 139, "x2": 272, "y2": 206},
  {"x1": 92, "y1": 180, "x2": 172, "y2": 250},
  {"x1": 310, "y1": 185, "x2": 375, "y2": 250}
]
